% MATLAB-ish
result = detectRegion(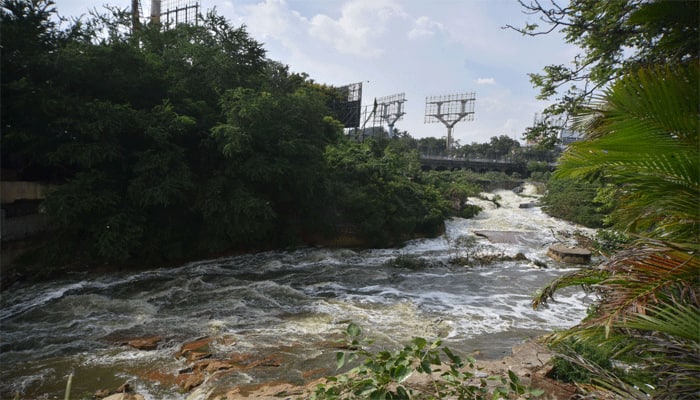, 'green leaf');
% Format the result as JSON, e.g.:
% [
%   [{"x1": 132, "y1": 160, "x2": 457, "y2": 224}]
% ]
[
  {"x1": 347, "y1": 323, "x2": 361, "y2": 337},
  {"x1": 412, "y1": 337, "x2": 428, "y2": 349},
  {"x1": 419, "y1": 360, "x2": 432, "y2": 374},
  {"x1": 392, "y1": 364, "x2": 412, "y2": 383},
  {"x1": 395, "y1": 386, "x2": 410, "y2": 399},
  {"x1": 336, "y1": 352, "x2": 346, "y2": 370}
]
